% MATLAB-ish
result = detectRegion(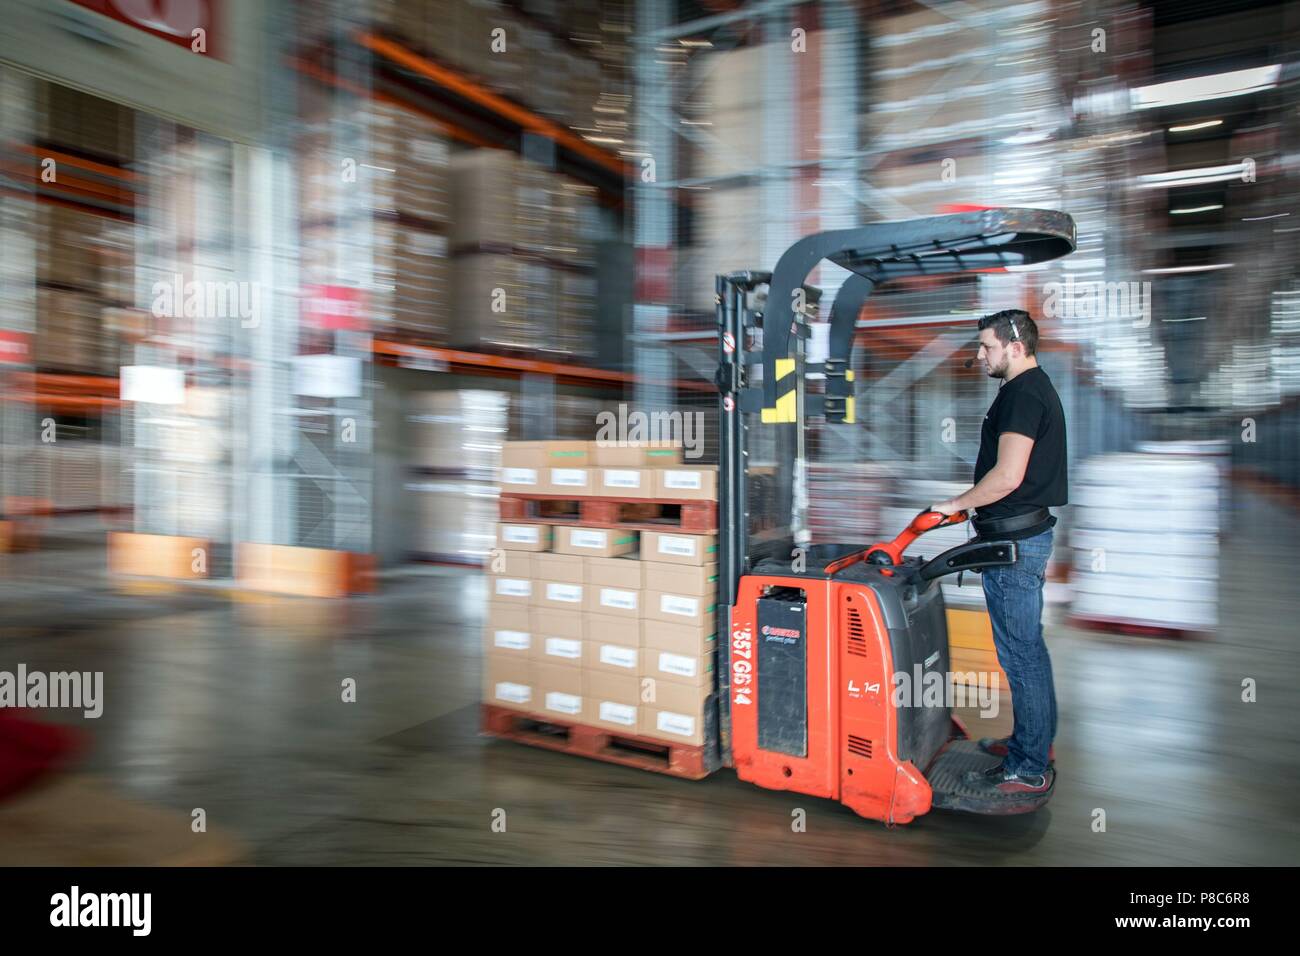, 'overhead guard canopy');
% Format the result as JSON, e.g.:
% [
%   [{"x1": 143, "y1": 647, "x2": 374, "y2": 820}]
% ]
[{"x1": 762, "y1": 207, "x2": 1077, "y2": 404}]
